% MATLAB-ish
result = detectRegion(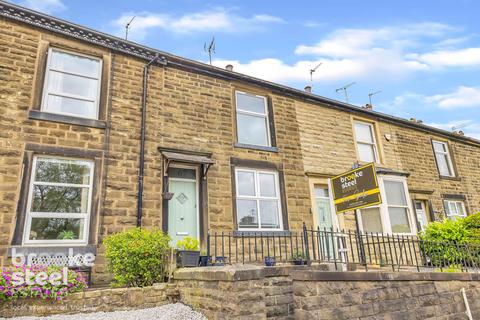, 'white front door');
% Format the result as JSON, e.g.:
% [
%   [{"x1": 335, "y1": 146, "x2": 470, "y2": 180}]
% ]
[
  {"x1": 168, "y1": 167, "x2": 199, "y2": 245},
  {"x1": 414, "y1": 200, "x2": 428, "y2": 231}
]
